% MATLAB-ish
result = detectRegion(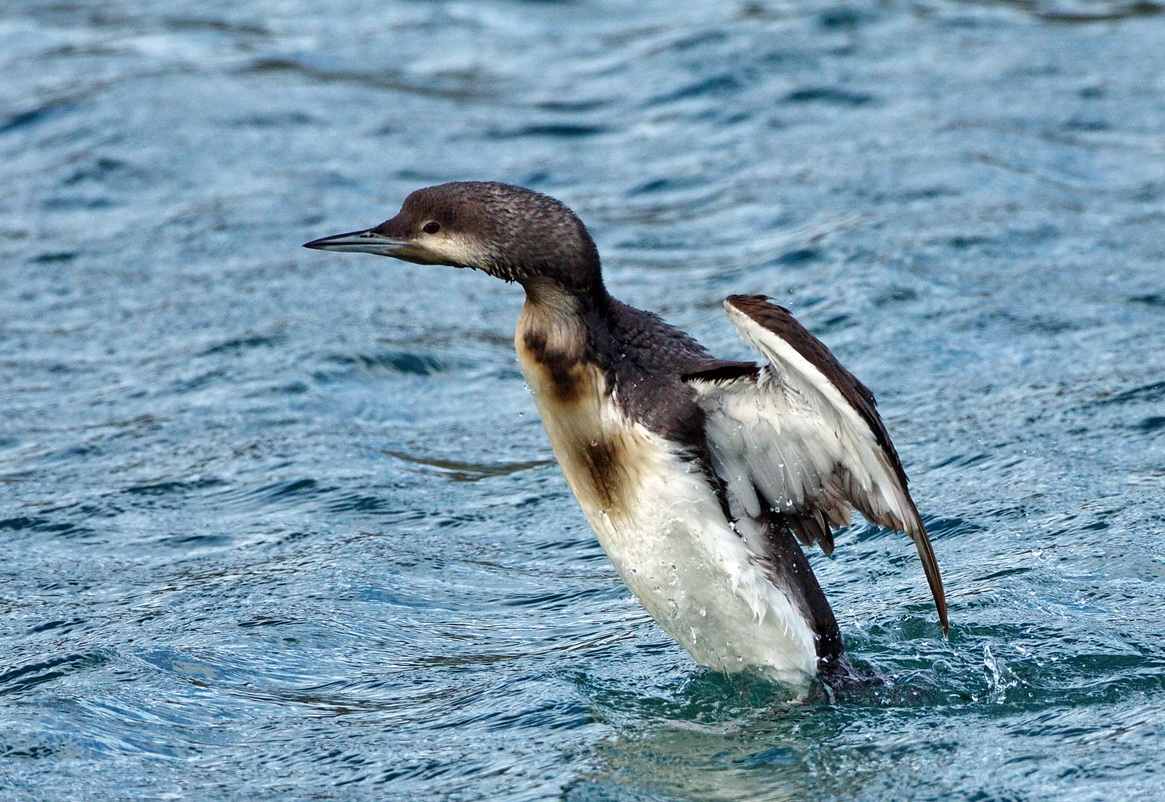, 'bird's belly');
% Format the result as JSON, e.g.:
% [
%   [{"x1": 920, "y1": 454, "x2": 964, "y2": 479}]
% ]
[
  {"x1": 516, "y1": 349, "x2": 817, "y2": 685},
  {"x1": 584, "y1": 441, "x2": 818, "y2": 685}
]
